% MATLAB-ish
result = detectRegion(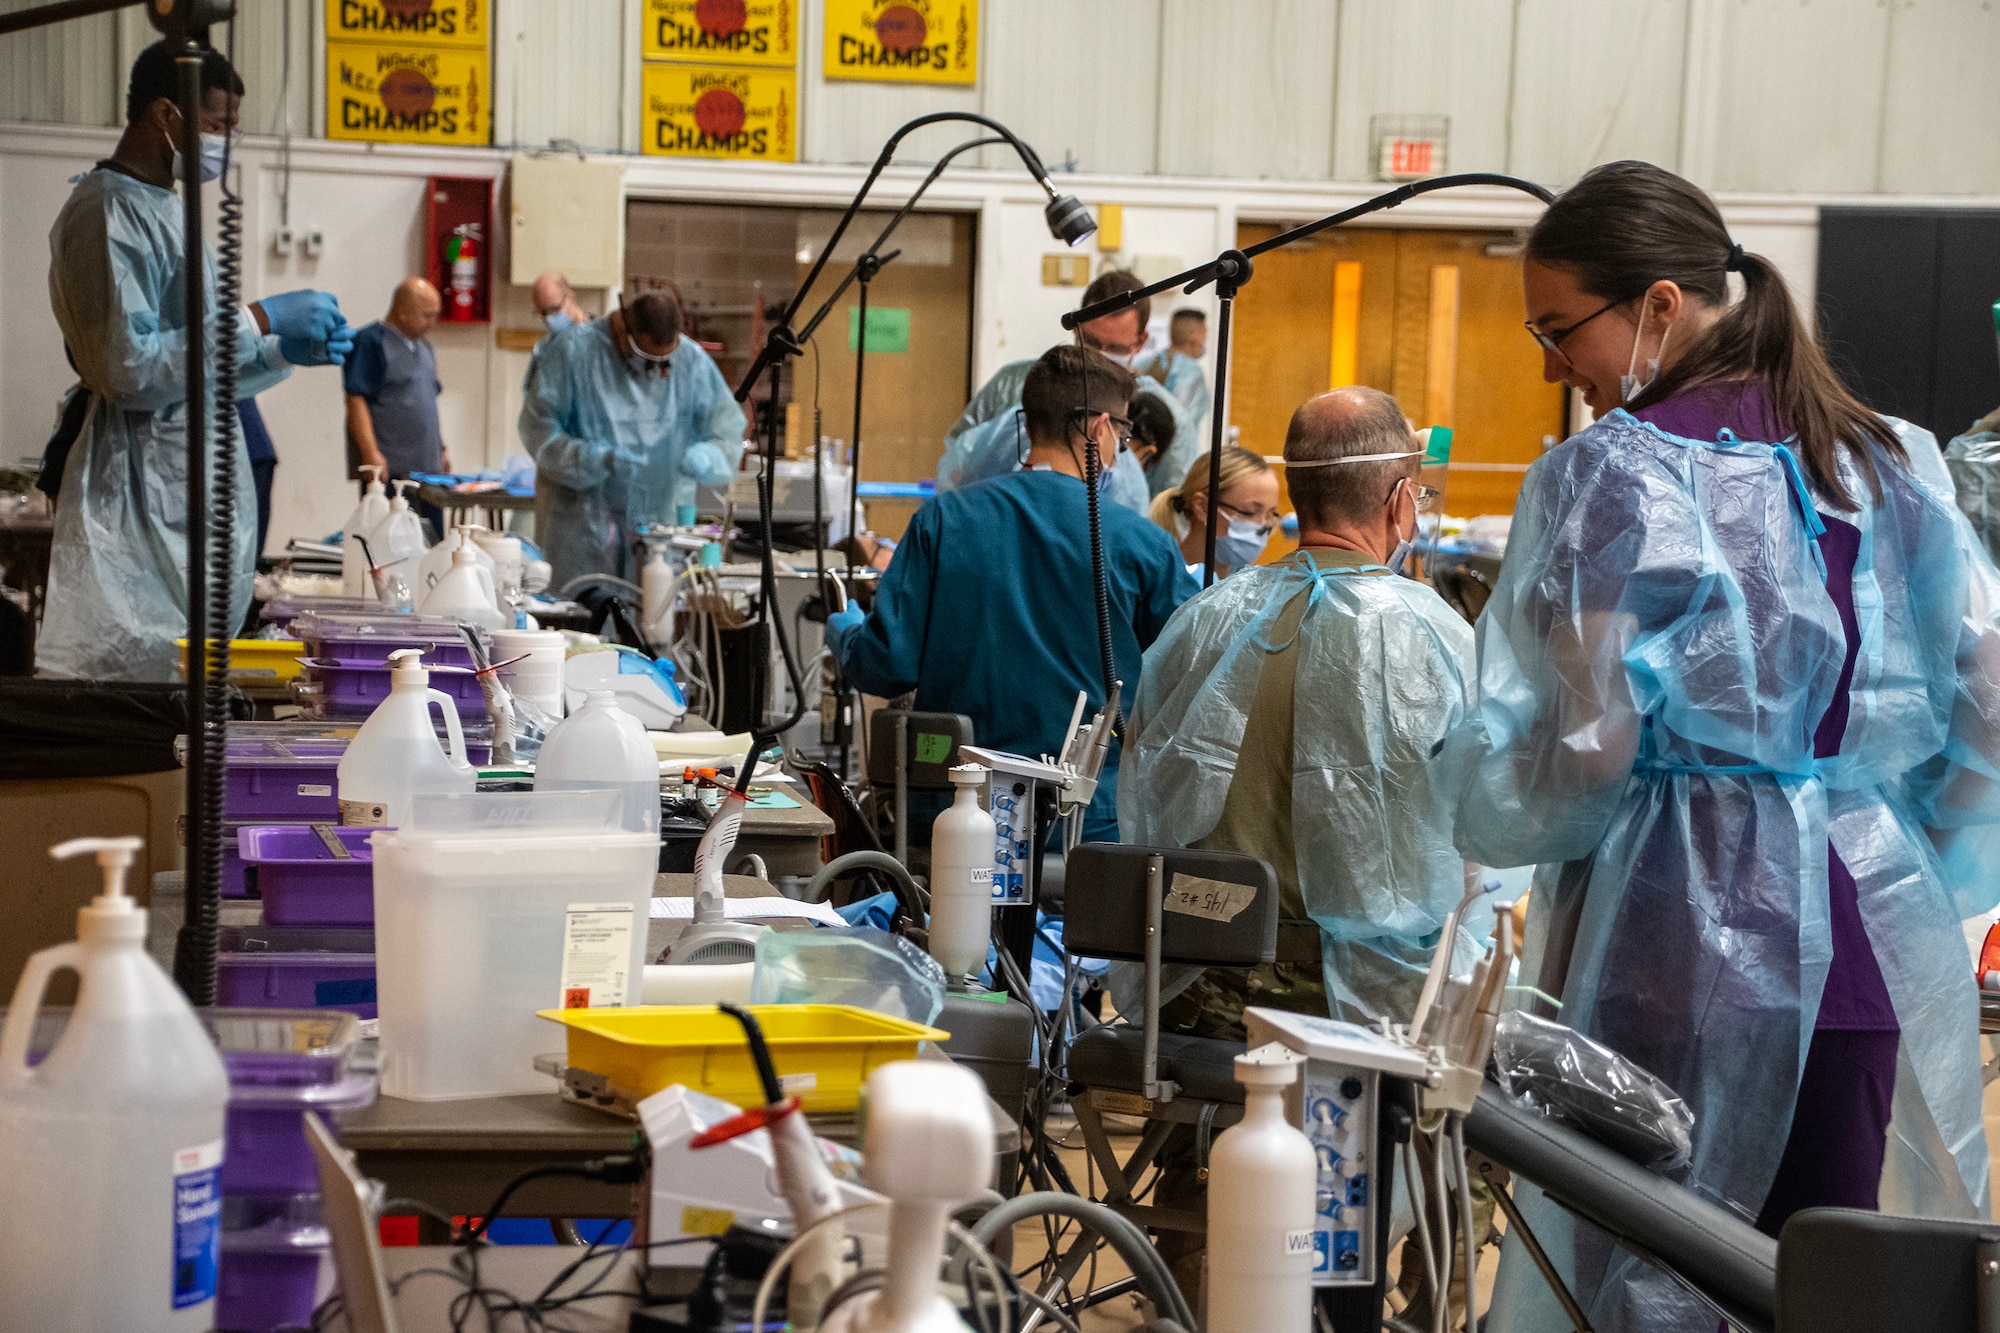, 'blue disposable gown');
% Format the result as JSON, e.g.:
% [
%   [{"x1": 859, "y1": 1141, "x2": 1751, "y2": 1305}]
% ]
[
  {"x1": 838, "y1": 468, "x2": 1198, "y2": 842},
  {"x1": 938, "y1": 357, "x2": 1189, "y2": 513},
  {"x1": 1120, "y1": 553, "x2": 1477, "y2": 1021},
  {"x1": 1943, "y1": 424, "x2": 2000, "y2": 565},
  {"x1": 39, "y1": 169, "x2": 292, "y2": 682},
  {"x1": 518, "y1": 319, "x2": 746, "y2": 587},
  {"x1": 1444, "y1": 410, "x2": 1996, "y2": 1333},
  {"x1": 1135, "y1": 348, "x2": 1211, "y2": 492}
]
